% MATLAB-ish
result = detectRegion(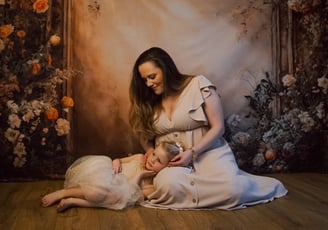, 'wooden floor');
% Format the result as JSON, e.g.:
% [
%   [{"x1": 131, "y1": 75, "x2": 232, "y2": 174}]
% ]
[{"x1": 0, "y1": 173, "x2": 327, "y2": 230}]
